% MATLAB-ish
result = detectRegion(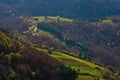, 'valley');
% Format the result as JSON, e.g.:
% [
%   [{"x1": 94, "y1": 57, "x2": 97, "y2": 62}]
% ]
[
  {"x1": 11, "y1": 16, "x2": 120, "y2": 80},
  {"x1": 0, "y1": 0, "x2": 120, "y2": 80}
]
